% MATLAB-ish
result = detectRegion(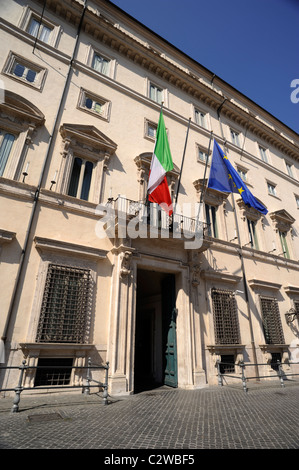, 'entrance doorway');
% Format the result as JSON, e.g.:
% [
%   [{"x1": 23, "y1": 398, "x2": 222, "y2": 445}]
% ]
[{"x1": 134, "y1": 269, "x2": 177, "y2": 392}]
